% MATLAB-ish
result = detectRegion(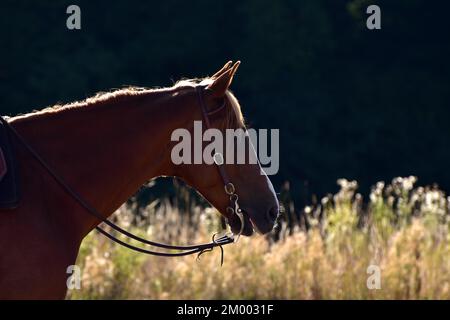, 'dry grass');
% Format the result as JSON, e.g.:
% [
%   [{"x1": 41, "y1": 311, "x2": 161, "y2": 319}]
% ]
[{"x1": 67, "y1": 177, "x2": 450, "y2": 299}]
